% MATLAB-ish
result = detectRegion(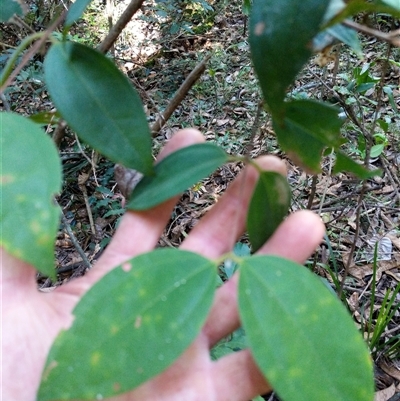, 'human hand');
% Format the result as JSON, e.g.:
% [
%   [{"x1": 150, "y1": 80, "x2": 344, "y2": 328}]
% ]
[{"x1": 2, "y1": 129, "x2": 325, "y2": 401}]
